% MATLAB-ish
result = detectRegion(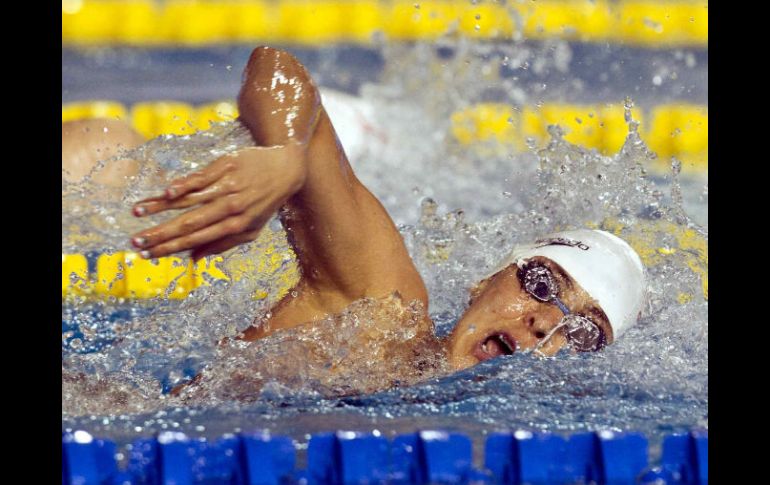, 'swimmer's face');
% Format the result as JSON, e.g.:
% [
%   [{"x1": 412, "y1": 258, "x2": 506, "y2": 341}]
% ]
[{"x1": 446, "y1": 256, "x2": 613, "y2": 371}]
